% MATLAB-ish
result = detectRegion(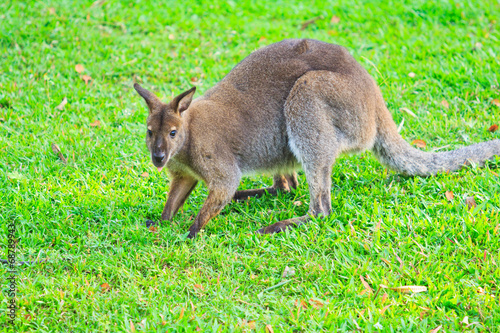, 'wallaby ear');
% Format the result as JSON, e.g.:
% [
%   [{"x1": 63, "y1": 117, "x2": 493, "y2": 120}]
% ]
[
  {"x1": 173, "y1": 87, "x2": 196, "y2": 114},
  {"x1": 134, "y1": 83, "x2": 162, "y2": 113}
]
